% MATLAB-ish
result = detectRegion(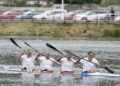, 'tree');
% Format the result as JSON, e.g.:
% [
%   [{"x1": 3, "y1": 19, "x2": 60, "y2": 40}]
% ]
[
  {"x1": 47, "y1": 0, "x2": 53, "y2": 6},
  {"x1": 34, "y1": 0, "x2": 41, "y2": 7},
  {"x1": 115, "y1": 0, "x2": 120, "y2": 5},
  {"x1": 55, "y1": 0, "x2": 61, "y2": 4},
  {"x1": 55, "y1": 0, "x2": 101, "y2": 4}
]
